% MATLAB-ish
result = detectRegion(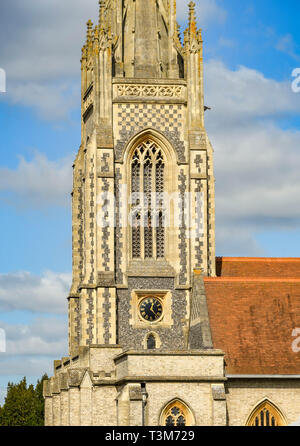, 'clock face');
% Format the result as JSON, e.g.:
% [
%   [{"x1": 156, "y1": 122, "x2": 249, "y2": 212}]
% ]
[{"x1": 139, "y1": 297, "x2": 163, "y2": 322}]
